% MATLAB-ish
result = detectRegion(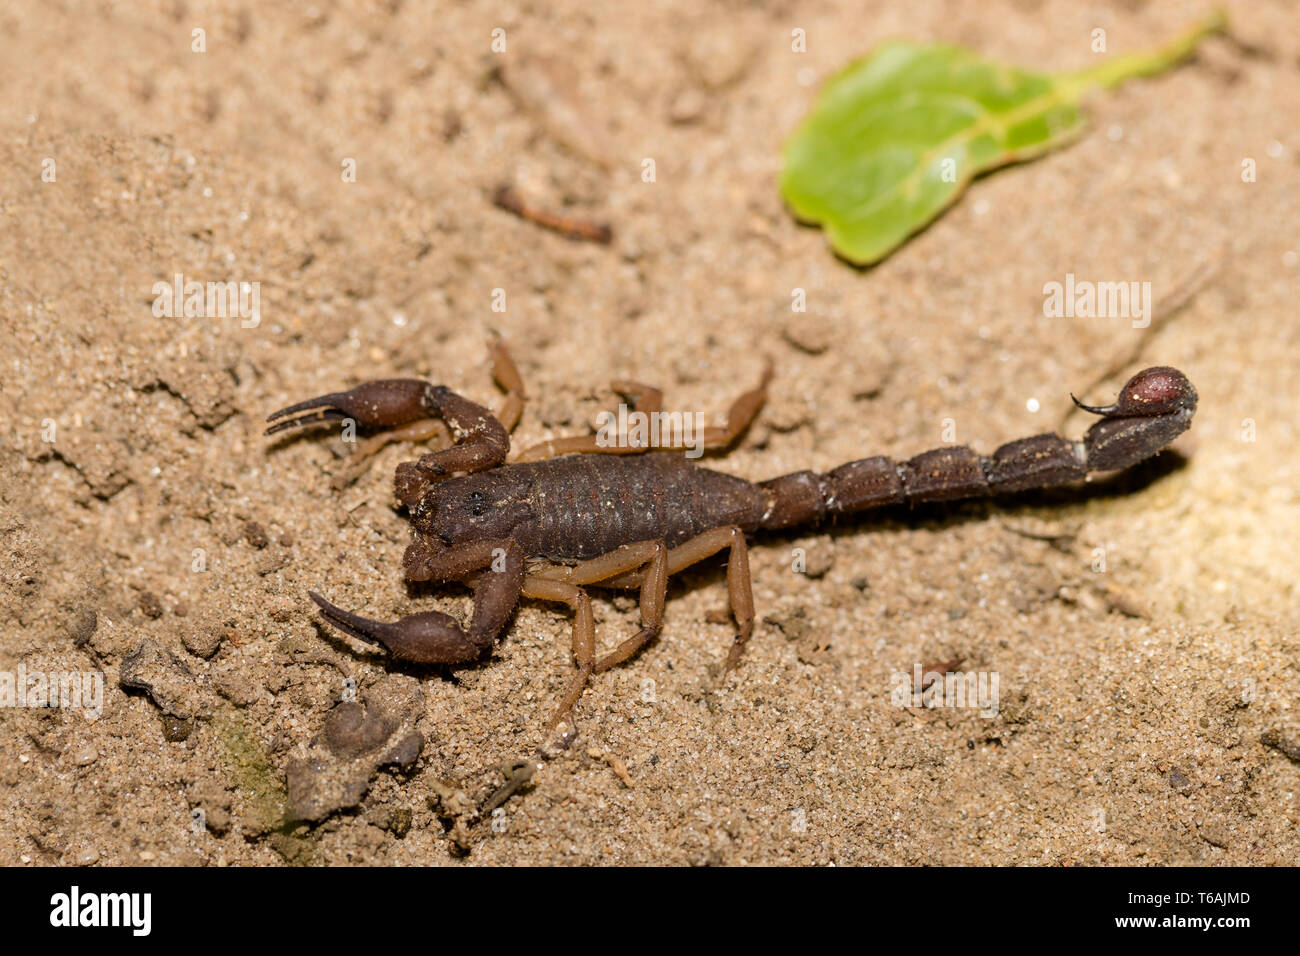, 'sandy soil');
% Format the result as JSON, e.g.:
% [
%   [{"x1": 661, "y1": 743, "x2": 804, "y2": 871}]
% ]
[{"x1": 1, "y1": 0, "x2": 1297, "y2": 866}]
